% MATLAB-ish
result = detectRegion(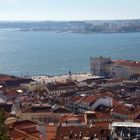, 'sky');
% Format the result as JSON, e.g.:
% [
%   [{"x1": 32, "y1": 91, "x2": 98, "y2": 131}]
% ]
[{"x1": 0, "y1": 0, "x2": 140, "y2": 21}]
